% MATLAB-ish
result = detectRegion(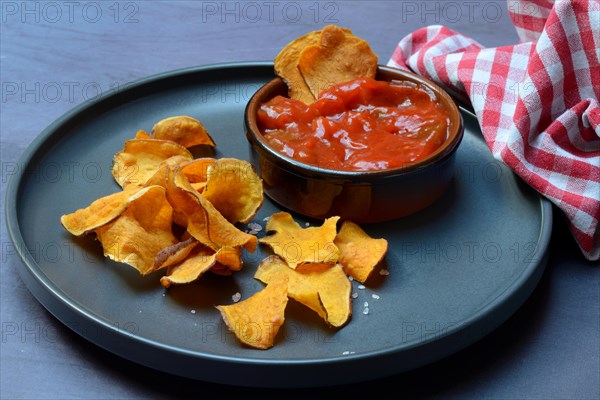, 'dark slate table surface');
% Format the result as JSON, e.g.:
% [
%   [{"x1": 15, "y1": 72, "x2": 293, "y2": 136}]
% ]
[{"x1": 1, "y1": 1, "x2": 598, "y2": 398}]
